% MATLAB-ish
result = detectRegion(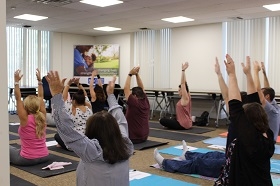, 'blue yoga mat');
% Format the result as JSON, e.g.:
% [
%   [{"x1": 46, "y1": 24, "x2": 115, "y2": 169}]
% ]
[
  {"x1": 158, "y1": 146, "x2": 219, "y2": 156},
  {"x1": 203, "y1": 137, "x2": 280, "y2": 155},
  {"x1": 130, "y1": 172, "x2": 199, "y2": 186},
  {"x1": 203, "y1": 137, "x2": 226, "y2": 146}
]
